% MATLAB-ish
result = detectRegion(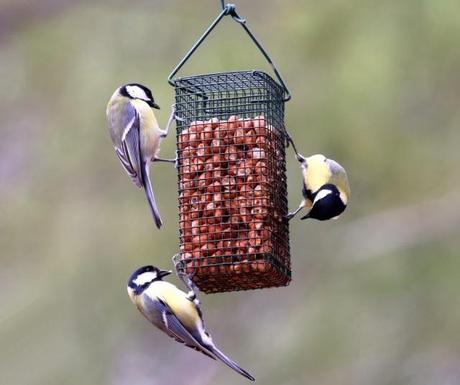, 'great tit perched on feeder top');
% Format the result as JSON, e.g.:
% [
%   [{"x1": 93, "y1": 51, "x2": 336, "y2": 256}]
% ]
[
  {"x1": 127, "y1": 265, "x2": 255, "y2": 381},
  {"x1": 287, "y1": 154, "x2": 350, "y2": 221},
  {"x1": 106, "y1": 83, "x2": 176, "y2": 229}
]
